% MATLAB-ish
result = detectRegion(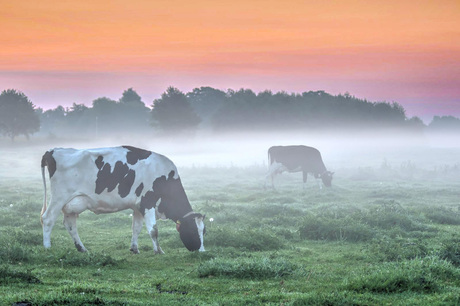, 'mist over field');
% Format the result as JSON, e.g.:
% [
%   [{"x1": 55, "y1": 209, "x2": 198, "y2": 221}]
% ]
[{"x1": 1, "y1": 128, "x2": 459, "y2": 186}]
